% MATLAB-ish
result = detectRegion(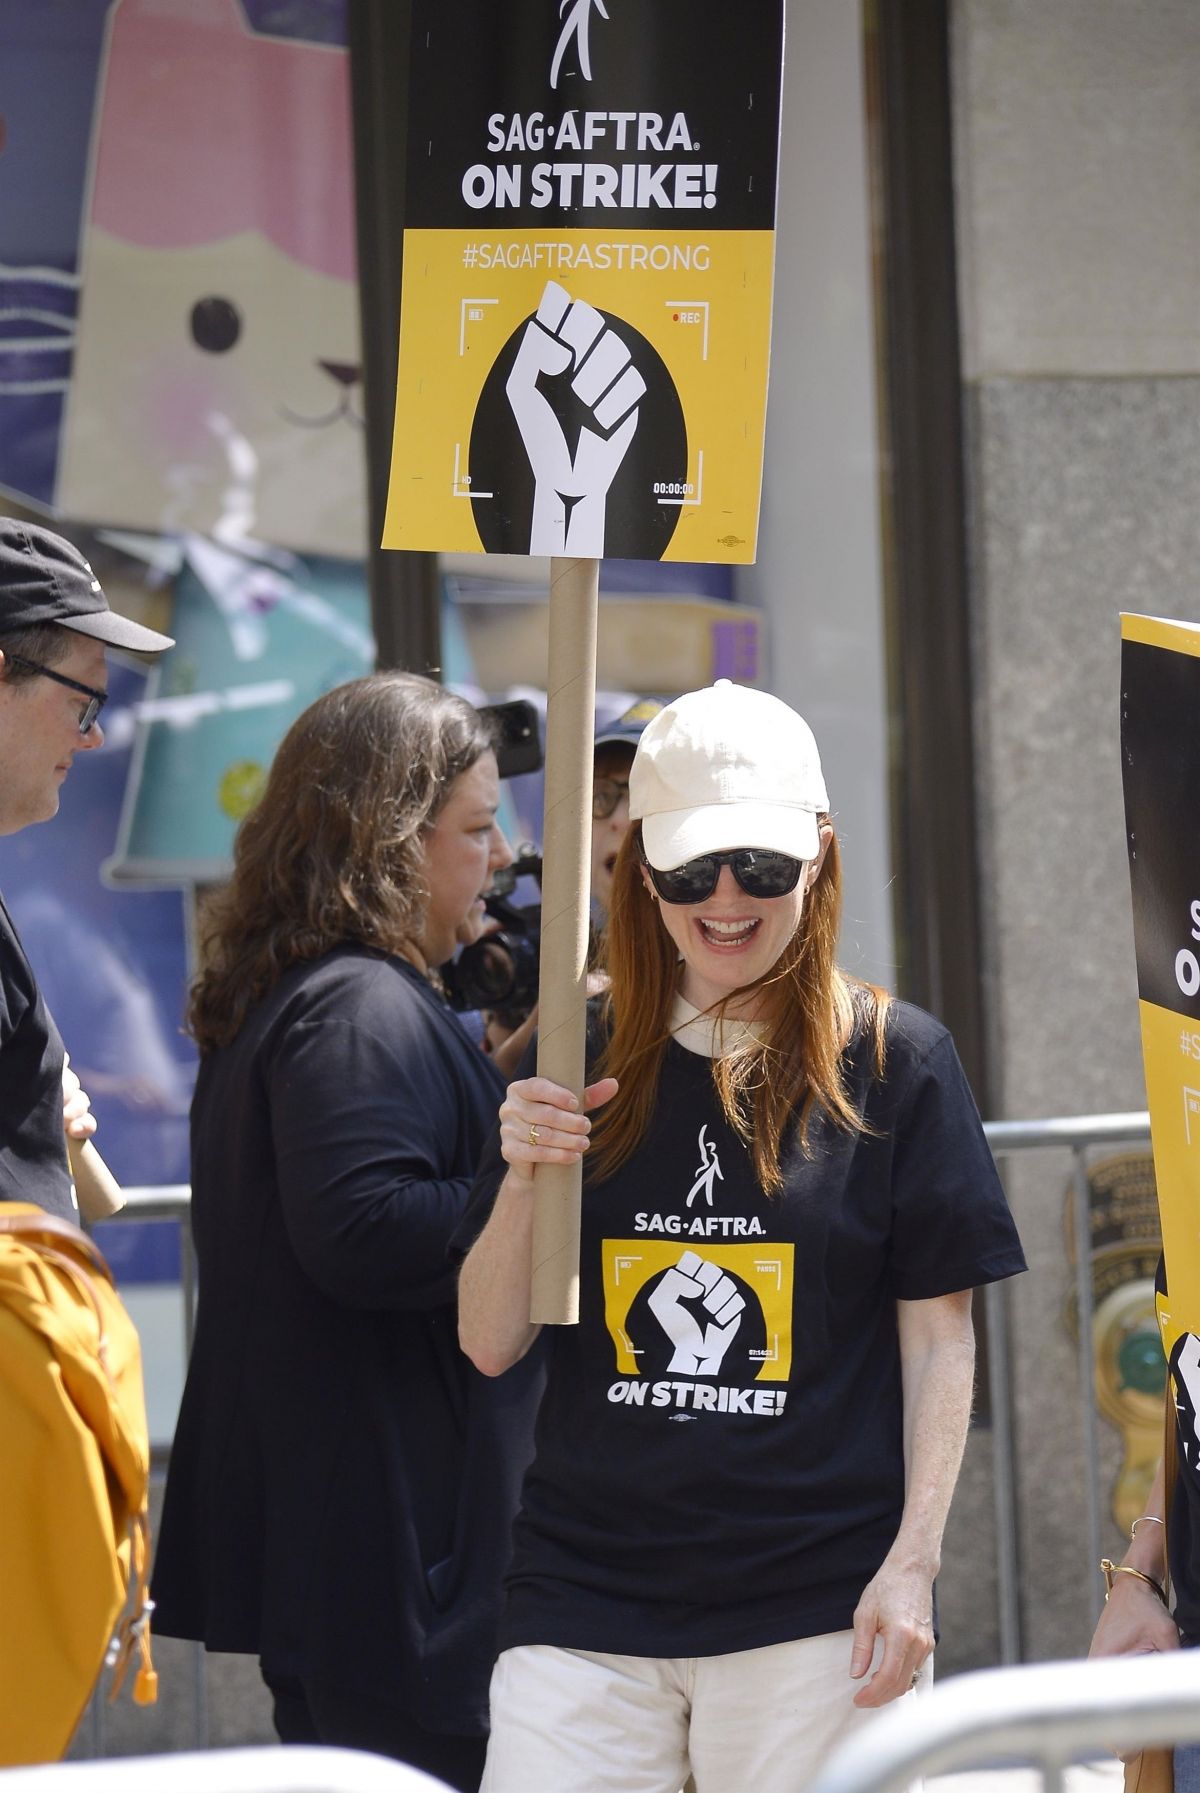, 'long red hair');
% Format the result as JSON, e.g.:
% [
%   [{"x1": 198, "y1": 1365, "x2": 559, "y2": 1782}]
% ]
[{"x1": 588, "y1": 822, "x2": 890, "y2": 1194}]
